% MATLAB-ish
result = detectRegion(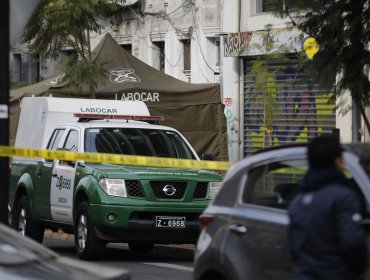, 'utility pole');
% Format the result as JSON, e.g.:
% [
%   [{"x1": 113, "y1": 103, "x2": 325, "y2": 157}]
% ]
[
  {"x1": 222, "y1": 0, "x2": 241, "y2": 162},
  {"x1": 0, "y1": 0, "x2": 10, "y2": 224}
]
